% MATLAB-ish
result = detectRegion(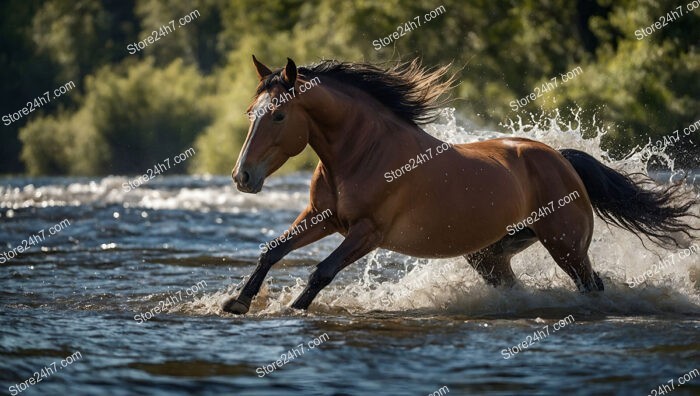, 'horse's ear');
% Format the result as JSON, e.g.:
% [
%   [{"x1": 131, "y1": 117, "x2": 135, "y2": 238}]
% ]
[
  {"x1": 282, "y1": 58, "x2": 297, "y2": 85},
  {"x1": 252, "y1": 55, "x2": 272, "y2": 80}
]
